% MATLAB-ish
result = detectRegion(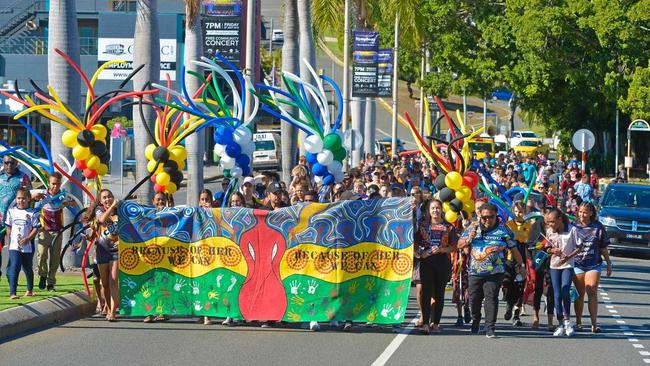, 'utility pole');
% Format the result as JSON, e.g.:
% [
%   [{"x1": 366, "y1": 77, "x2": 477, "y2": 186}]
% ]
[
  {"x1": 342, "y1": 0, "x2": 350, "y2": 169},
  {"x1": 615, "y1": 80, "x2": 620, "y2": 176},
  {"x1": 483, "y1": 97, "x2": 487, "y2": 132},
  {"x1": 244, "y1": 0, "x2": 256, "y2": 121},
  {"x1": 390, "y1": 12, "x2": 399, "y2": 158}
]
